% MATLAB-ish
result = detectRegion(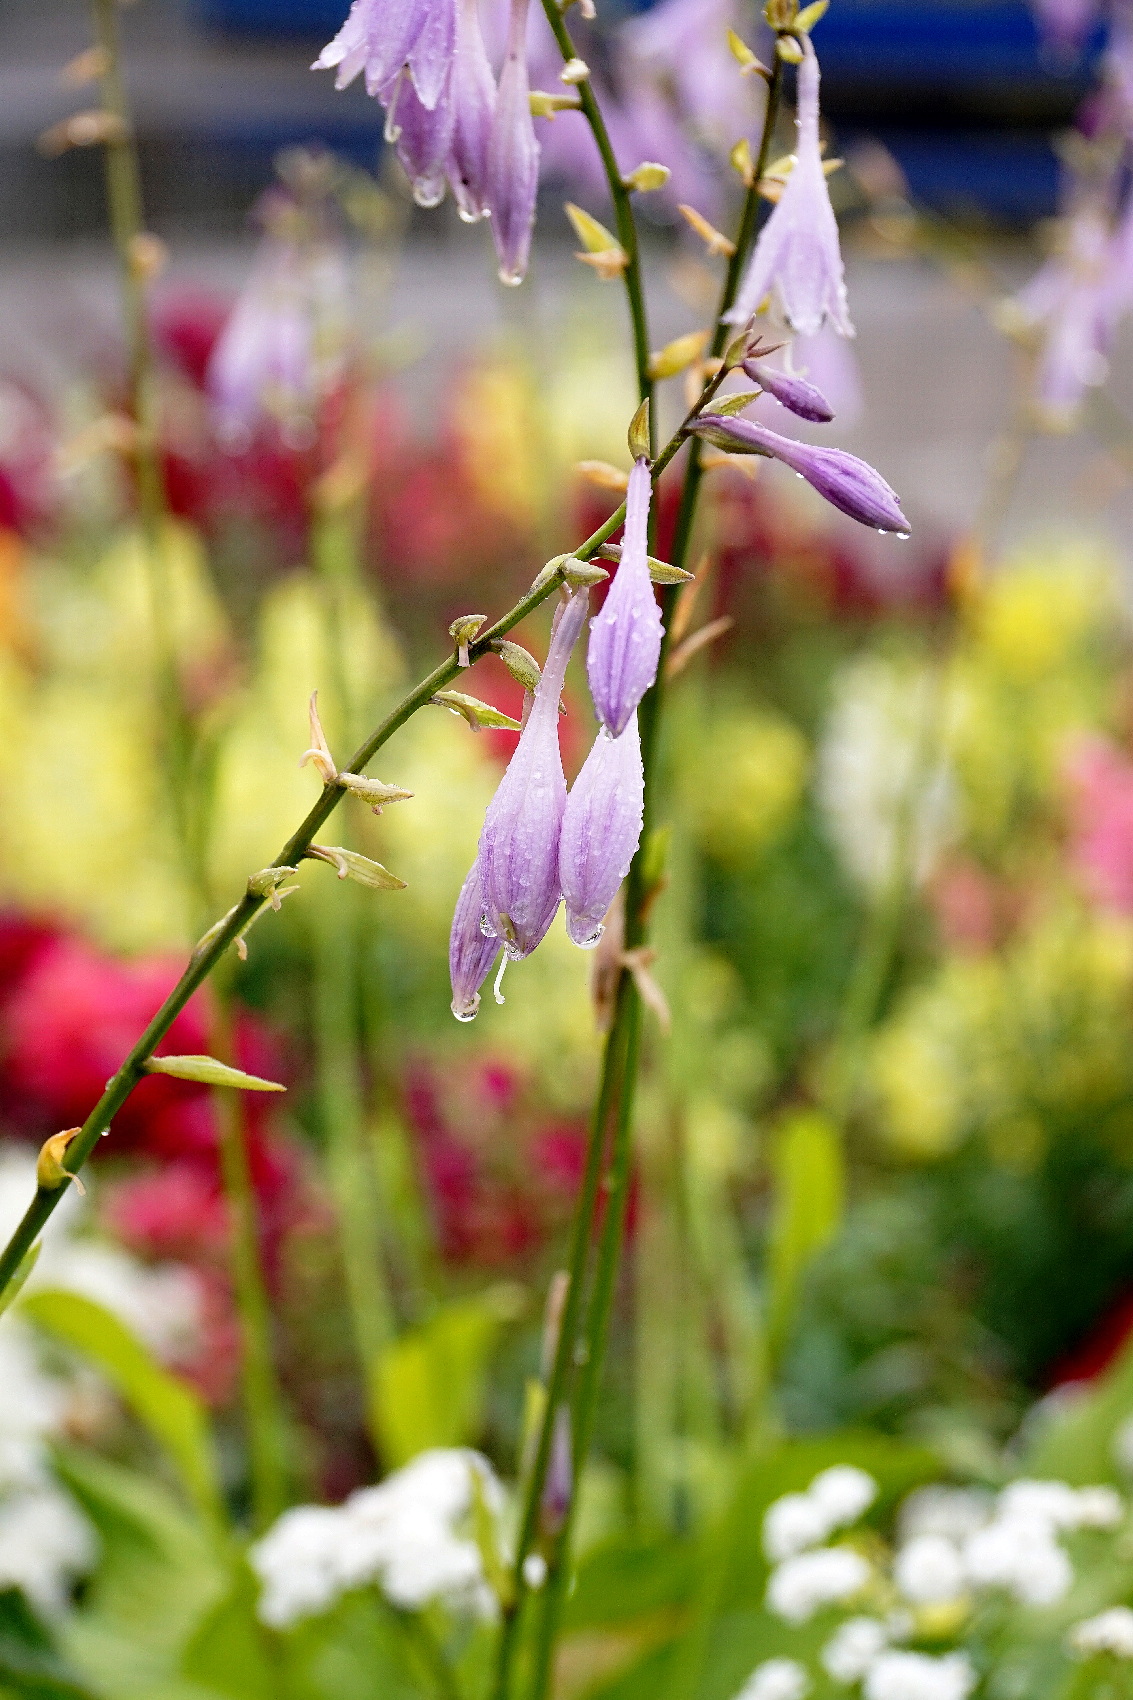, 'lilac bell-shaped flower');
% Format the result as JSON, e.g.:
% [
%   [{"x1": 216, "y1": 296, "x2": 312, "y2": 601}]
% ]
[
  {"x1": 692, "y1": 414, "x2": 909, "y2": 533},
  {"x1": 560, "y1": 712, "x2": 645, "y2": 948},
  {"x1": 447, "y1": 0, "x2": 496, "y2": 221},
  {"x1": 743, "y1": 358, "x2": 834, "y2": 422},
  {"x1": 726, "y1": 40, "x2": 853, "y2": 337},
  {"x1": 586, "y1": 458, "x2": 663, "y2": 737},
  {"x1": 488, "y1": 0, "x2": 541, "y2": 284},
  {"x1": 478, "y1": 589, "x2": 589, "y2": 961},
  {"x1": 449, "y1": 858, "x2": 501, "y2": 1021},
  {"x1": 313, "y1": 0, "x2": 455, "y2": 109}
]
